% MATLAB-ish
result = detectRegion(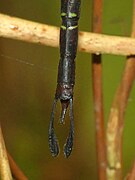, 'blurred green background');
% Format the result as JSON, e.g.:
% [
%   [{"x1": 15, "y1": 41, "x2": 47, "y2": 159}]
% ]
[{"x1": 0, "y1": 0, "x2": 135, "y2": 179}]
